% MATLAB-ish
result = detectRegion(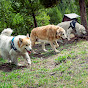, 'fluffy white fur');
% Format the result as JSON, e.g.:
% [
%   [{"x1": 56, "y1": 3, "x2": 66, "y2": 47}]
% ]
[
  {"x1": 1, "y1": 28, "x2": 13, "y2": 36},
  {"x1": 0, "y1": 28, "x2": 32, "y2": 65},
  {"x1": 57, "y1": 21, "x2": 87, "y2": 40}
]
